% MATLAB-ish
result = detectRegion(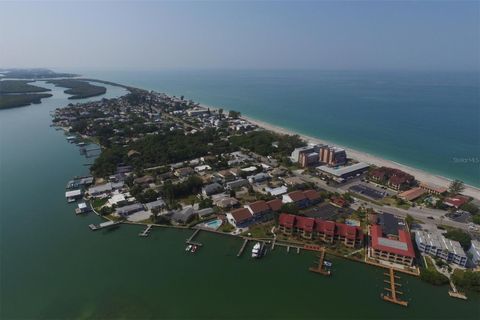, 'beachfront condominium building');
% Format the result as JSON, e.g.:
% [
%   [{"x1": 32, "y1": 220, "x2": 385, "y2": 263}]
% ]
[
  {"x1": 291, "y1": 144, "x2": 346, "y2": 167},
  {"x1": 415, "y1": 230, "x2": 467, "y2": 267},
  {"x1": 368, "y1": 213, "x2": 415, "y2": 266},
  {"x1": 319, "y1": 146, "x2": 347, "y2": 166}
]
